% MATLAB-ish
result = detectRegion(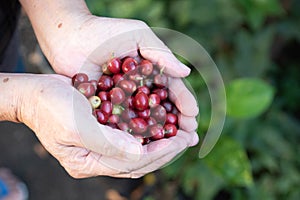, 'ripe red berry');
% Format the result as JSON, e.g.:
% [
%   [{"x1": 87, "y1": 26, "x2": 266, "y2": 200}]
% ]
[
  {"x1": 148, "y1": 94, "x2": 161, "y2": 108},
  {"x1": 73, "y1": 56, "x2": 183, "y2": 144},
  {"x1": 164, "y1": 124, "x2": 178, "y2": 138},
  {"x1": 95, "y1": 110, "x2": 109, "y2": 124},
  {"x1": 133, "y1": 92, "x2": 149, "y2": 111},
  {"x1": 166, "y1": 113, "x2": 178, "y2": 125},
  {"x1": 121, "y1": 108, "x2": 138, "y2": 122},
  {"x1": 109, "y1": 87, "x2": 125, "y2": 104},
  {"x1": 98, "y1": 91, "x2": 110, "y2": 101},
  {"x1": 151, "y1": 105, "x2": 166, "y2": 124},
  {"x1": 153, "y1": 88, "x2": 168, "y2": 101},
  {"x1": 137, "y1": 109, "x2": 151, "y2": 119},
  {"x1": 100, "y1": 100, "x2": 113, "y2": 116},
  {"x1": 118, "y1": 79, "x2": 137, "y2": 94},
  {"x1": 122, "y1": 96, "x2": 134, "y2": 108},
  {"x1": 98, "y1": 75, "x2": 113, "y2": 91},
  {"x1": 118, "y1": 122, "x2": 130, "y2": 132},
  {"x1": 146, "y1": 117, "x2": 157, "y2": 126},
  {"x1": 140, "y1": 60, "x2": 153, "y2": 76},
  {"x1": 108, "y1": 114, "x2": 120, "y2": 124},
  {"x1": 149, "y1": 124, "x2": 164, "y2": 140},
  {"x1": 89, "y1": 80, "x2": 98, "y2": 90},
  {"x1": 122, "y1": 57, "x2": 137, "y2": 74},
  {"x1": 77, "y1": 82, "x2": 96, "y2": 98},
  {"x1": 112, "y1": 73, "x2": 124, "y2": 85},
  {"x1": 107, "y1": 57, "x2": 121, "y2": 74},
  {"x1": 129, "y1": 118, "x2": 148, "y2": 134},
  {"x1": 137, "y1": 86, "x2": 150, "y2": 95},
  {"x1": 72, "y1": 73, "x2": 88, "y2": 87},
  {"x1": 154, "y1": 73, "x2": 168, "y2": 88}
]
